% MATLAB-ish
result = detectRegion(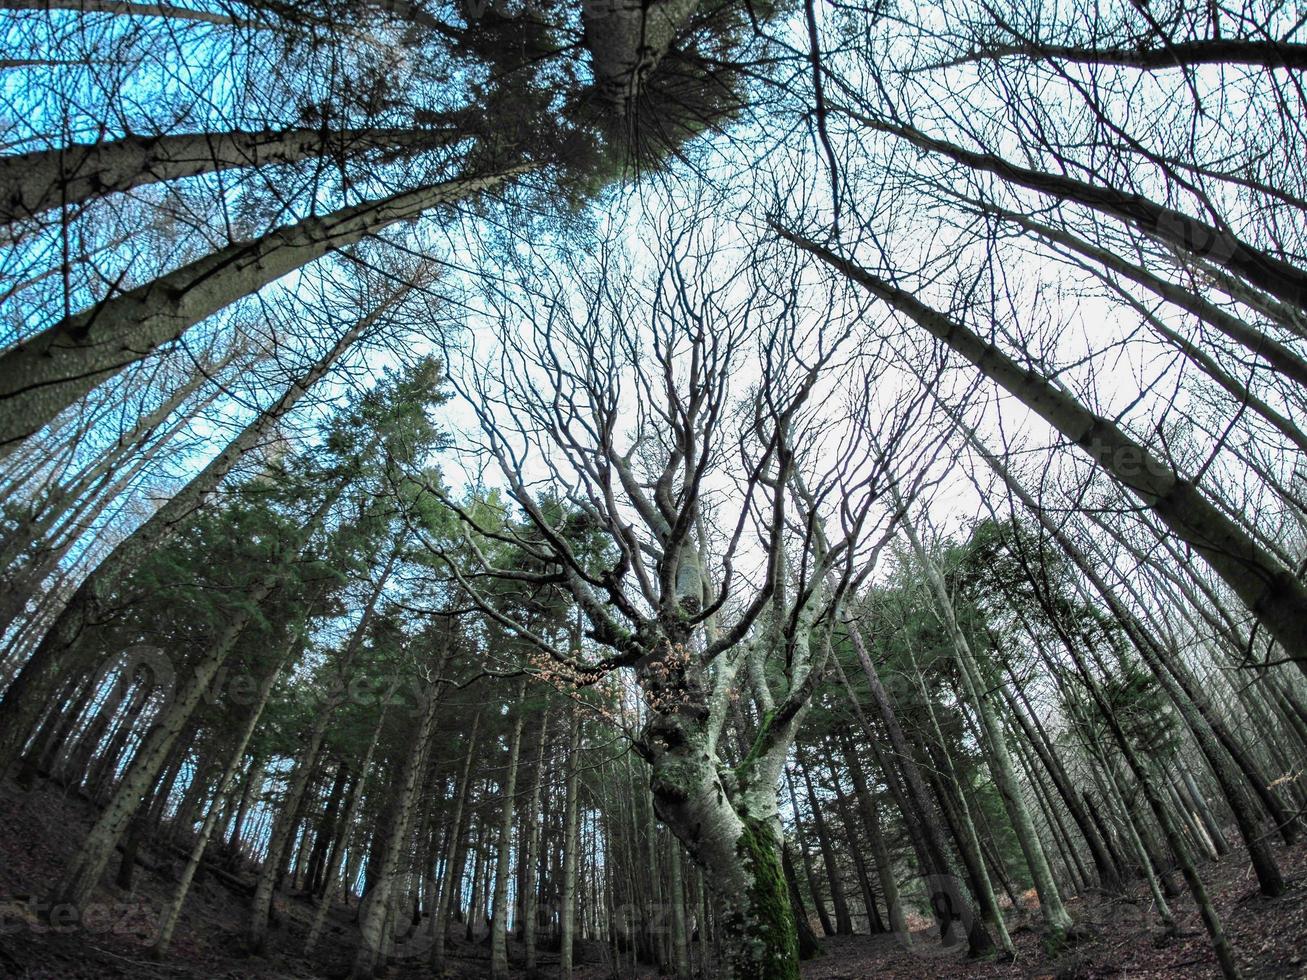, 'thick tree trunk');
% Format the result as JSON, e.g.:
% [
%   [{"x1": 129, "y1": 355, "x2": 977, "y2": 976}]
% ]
[
  {"x1": 580, "y1": 0, "x2": 700, "y2": 110},
  {"x1": 0, "y1": 168, "x2": 522, "y2": 450},
  {"x1": 783, "y1": 230, "x2": 1307, "y2": 677},
  {"x1": 0, "y1": 125, "x2": 457, "y2": 223}
]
